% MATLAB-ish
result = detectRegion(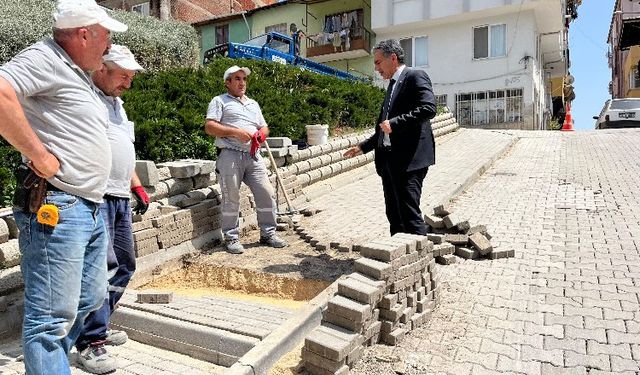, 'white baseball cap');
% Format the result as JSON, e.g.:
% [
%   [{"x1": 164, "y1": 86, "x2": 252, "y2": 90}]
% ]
[
  {"x1": 54, "y1": 0, "x2": 128, "y2": 32},
  {"x1": 223, "y1": 65, "x2": 251, "y2": 81},
  {"x1": 103, "y1": 44, "x2": 144, "y2": 71}
]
